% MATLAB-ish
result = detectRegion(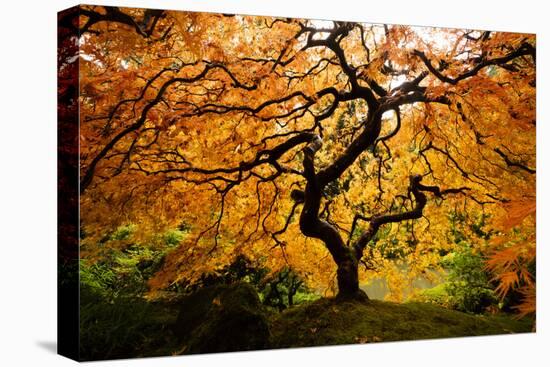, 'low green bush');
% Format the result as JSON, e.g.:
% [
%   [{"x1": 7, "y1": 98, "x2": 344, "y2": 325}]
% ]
[
  {"x1": 79, "y1": 287, "x2": 177, "y2": 360},
  {"x1": 411, "y1": 244, "x2": 498, "y2": 314}
]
